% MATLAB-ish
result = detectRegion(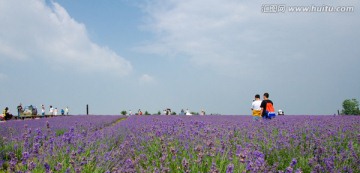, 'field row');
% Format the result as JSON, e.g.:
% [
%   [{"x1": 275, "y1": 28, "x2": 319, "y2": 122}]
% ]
[{"x1": 0, "y1": 115, "x2": 359, "y2": 172}]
